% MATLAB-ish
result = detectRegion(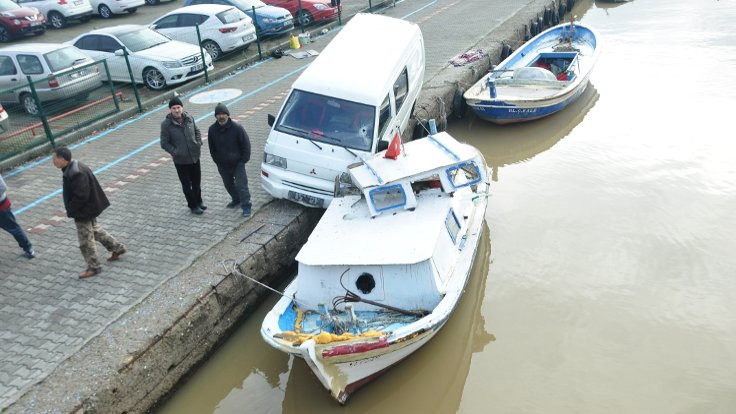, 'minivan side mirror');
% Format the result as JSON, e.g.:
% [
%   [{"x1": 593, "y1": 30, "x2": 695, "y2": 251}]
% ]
[
  {"x1": 267, "y1": 113, "x2": 275, "y2": 127},
  {"x1": 376, "y1": 140, "x2": 389, "y2": 152},
  {"x1": 114, "y1": 49, "x2": 125, "y2": 56}
]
